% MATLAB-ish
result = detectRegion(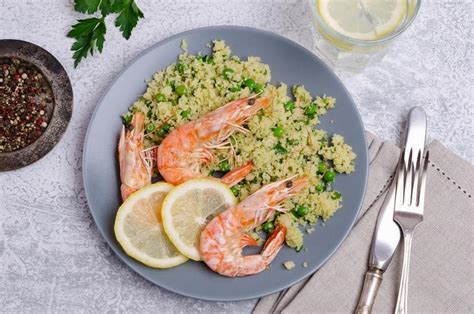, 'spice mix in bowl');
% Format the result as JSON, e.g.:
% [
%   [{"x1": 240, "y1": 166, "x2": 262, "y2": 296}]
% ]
[{"x1": 0, "y1": 40, "x2": 73, "y2": 171}]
